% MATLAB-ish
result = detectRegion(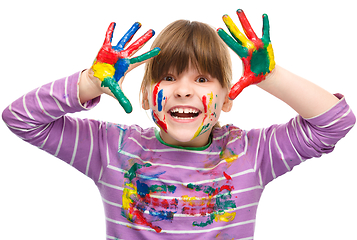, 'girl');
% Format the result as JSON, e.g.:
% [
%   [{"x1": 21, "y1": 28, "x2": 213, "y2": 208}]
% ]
[{"x1": 2, "y1": 9, "x2": 355, "y2": 240}]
